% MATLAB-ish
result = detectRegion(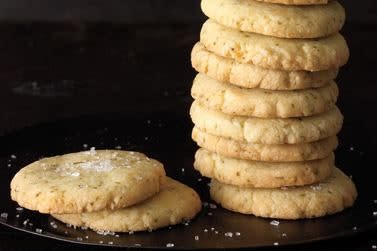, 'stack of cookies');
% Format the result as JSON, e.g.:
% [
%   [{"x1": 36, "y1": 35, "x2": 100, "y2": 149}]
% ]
[
  {"x1": 190, "y1": 0, "x2": 357, "y2": 219},
  {"x1": 10, "y1": 150, "x2": 201, "y2": 232}
]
